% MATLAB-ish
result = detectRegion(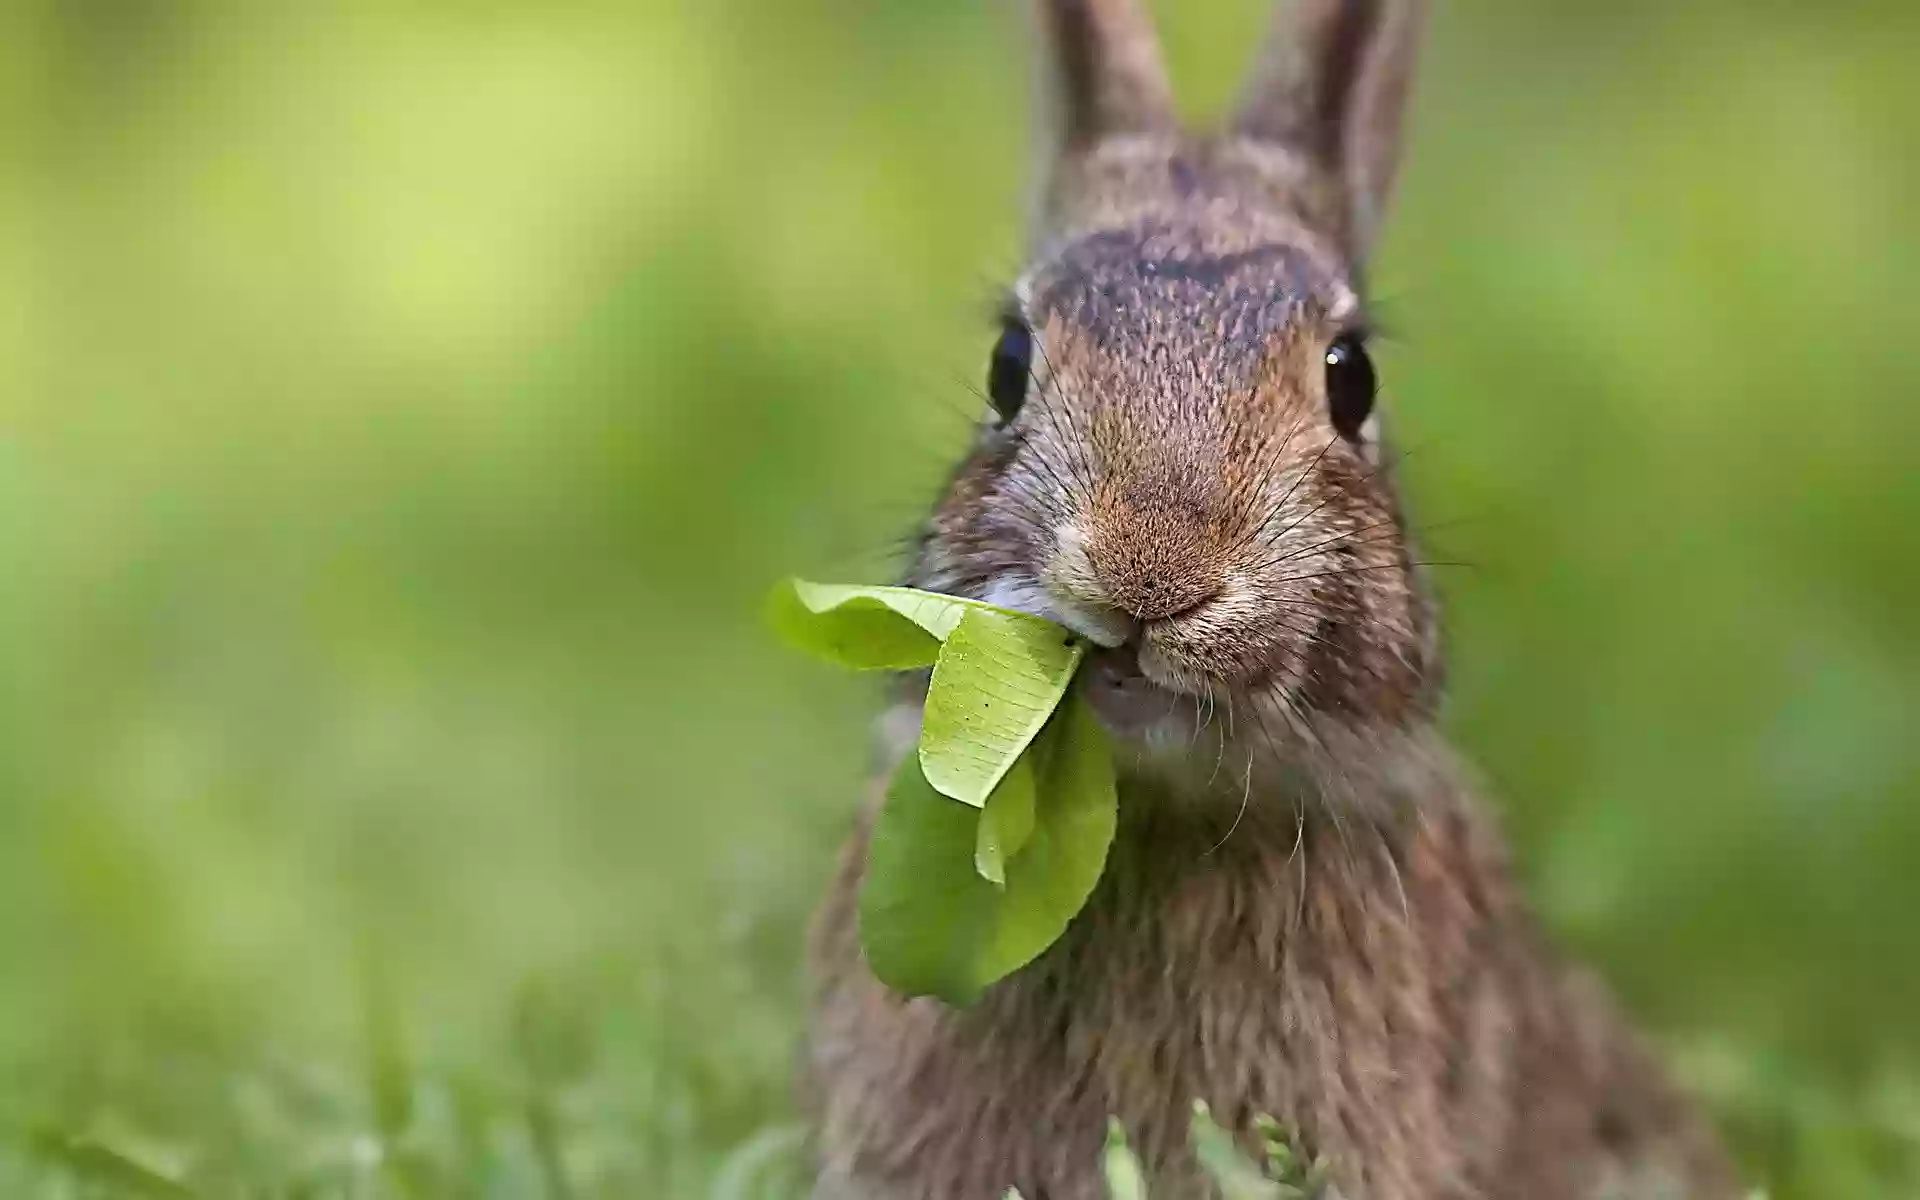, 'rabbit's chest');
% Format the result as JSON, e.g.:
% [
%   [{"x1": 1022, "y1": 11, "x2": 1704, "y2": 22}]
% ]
[
  {"x1": 809, "y1": 812, "x2": 1522, "y2": 1200},
  {"x1": 983, "y1": 847, "x2": 1501, "y2": 1198}
]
